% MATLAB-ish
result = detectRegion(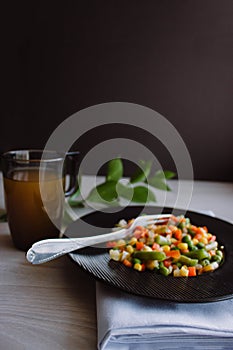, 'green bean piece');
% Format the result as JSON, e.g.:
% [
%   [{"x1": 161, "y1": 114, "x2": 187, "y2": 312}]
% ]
[
  {"x1": 133, "y1": 251, "x2": 166, "y2": 261},
  {"x1": 189, "y1": 245, "x2": 198, "y2": 251},
  {"x1": 178, "y1": 255, "x2": 198, "y2": 266},
  {"x1": 196, "y1": 242, "x2": 205, "y2": 249},
  {"x1": 155, "y1": 235, "x2": 171, "y2": 246},
  {"x1": 216, "y1": 250, "x2": 223, "y2": 258},
  {"x1": 185, "y1": 248, "x2": 210, "y2": 260},
  {"x1": 212, "y1": 255, "x2": 222, "y2": 264},
  {"x1": 159, "y1": 265, "x2": 170, "y2": 276}
]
